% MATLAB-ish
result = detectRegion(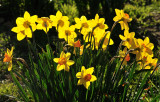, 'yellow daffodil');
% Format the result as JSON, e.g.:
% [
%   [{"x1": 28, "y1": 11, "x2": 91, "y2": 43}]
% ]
[
  {"x1": 3, "y1": 47, "x2": 14, "y2": 71},
  {"x1": 119, "y1": 30, "x2": 135, "y2": 49},
  {"x1": 119, "y1": 47, "x2": 130, "y2": 66},
  {"x1": 91, "y1": 14, "x2": 108, "y2": 31},
  {"x1": 53, "y1": 51, "x2": 74, "y2": 72},
  {"x1": 74, "y1": 16, "x2": 91, "y2": 35},
  {"x1": 50, "y1": 11, "x2": 69, "y2": 31},
  {"x1": 76, "y1": 66, "x2": 97, "y2": 89},
  {"x1": 145, "y1": 57, "x2": 158, "y2": 70},
  {"x1": 12, "y1": 11, "x2": 37, "y2": 39},
  {"x1": 37, "y1": 17, "x2": 52, "y2": 34},
  {"x1": 58, "y1": 25, "x2": 77, "y2": 42},
  {"x1": 36, "y1": 17, "x2": 52, "y2": 33},
  {"x1": 113, "y1": 9, "x2": 132, "y2": 30},
  {"x1": 137, "y1": 37, "x2": 154, "y2": 55},
  {"x1": 138, "y1": 53, "x2": 158, "y2": 71},
  {"x1": 130, "y1": 37, "x2": 154, "y2": 60}
]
